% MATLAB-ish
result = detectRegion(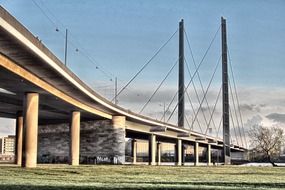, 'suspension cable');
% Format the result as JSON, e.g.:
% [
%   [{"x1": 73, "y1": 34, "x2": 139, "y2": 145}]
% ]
[
  {"x1": 229, "y1": 106, "x2": 240, "y2": 146},
  {"x1": 114, "y1": 29, "x2": 178, "y2": 100},
  {"x1": 204, "y1": 85, "x2": 222, "y2": 135},
  {"x1": 228, "y1": 49, "x2": 248, "y2": 148},
  {"x1": 185, "y1": 89, "x2": 203, "y2": 133},
  {"x1": 229, "y1": 80, "x2": 244, "y2": 147},
  {"x1": 160, "y1": 91, "x2": 178, "y2": 121},
  {"x1": 185, "y1": 59, "x2": 208, "y2": 125},
  {"x1": 139, "y1": 58, "x2": 178, "y2": 114},
  {"x1": 167, "y1": 26, "x2": 221, "y2": 124},
  {"x1": 185, "y1": 116, "x2": 192, "y2": 130},
  {"x1": 189, "y1": 55, "x2": 221, "y2": 128},
  {"x1": 185, "y1": 58, "x2": 217, "y2": 133},
  {"x1": 216, "y1": 115, "x2": 223, "y2": 138},
  {"x1": 184, "y1": 30, "x2": 217, "y2": 132}
]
